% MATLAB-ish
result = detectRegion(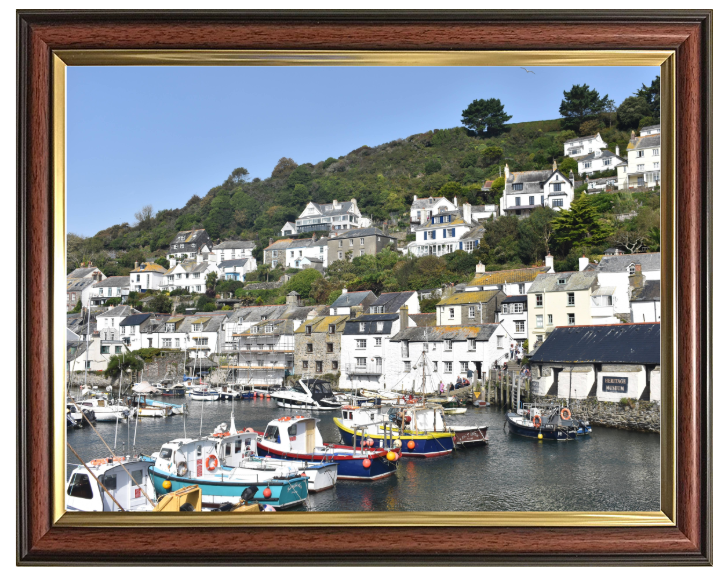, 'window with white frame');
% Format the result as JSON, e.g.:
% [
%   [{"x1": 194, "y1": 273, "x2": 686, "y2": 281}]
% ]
[
  {"x1": 548, "y1": 314, "x2": 553, "y2": 325},
  {"x1": 404, "y1": 361, "x2": 411, "y2": 372},
  {"x1": 443, "y1": 361, "x2": 453, "y2": 373},
  {"x1": 356, "y1": 339, "x2": 367, "y2": 349},
  {"x1": 359, "y1": 323, "x2": 366, "y2": 332},
  {"x1": 512, "y1": 183, "x2": 523, "y2": 191},
  {"x1": 460, "y1": 361, "x2": 469, "y2": 373},
  {"x1": 433, "y1": 361, "x2": 438, "y2": 372},
  {"x1": 196, "y1": 338, "x2": 208, "y2": 346},
  {"x1": 193, "y1": 324, "x2": 201, "y2": 332},
  {"x1": 252, "y1": 326, "x2": 258, "y2": 334},
  {"x1": 568, "y1": 313, "x2": 575, "y2": 325},
  {"x1": 584, "y1": 162, "x2": 591, "y2": 169},
  {"x1": 360, "y1": 238, "x2": 365, "y2": 245},
  {"x1": 638, "y1": 164, "x2": 645, "y2": 171},
  {"x1": 449, "y1": 308, "x2": 455, "y2": 319},
  {"x1": 265, "y1": 326, "x2": 273, "y2": 333},
  {"x1": 375, "y1": 337, "x2": 382, "y2": 347},
  {"x1": 536, "y1": 315, "x2": 543, "y2": 328},
  {"x1": 536, "y1": 294, "x2": 543, "y2": 306},
  {"x1": 567, "y1": 292, "x2": 575, "y2": 306},
  {"x1": 444, "y1": 339, "x2": 453, "y2": 351},
  {"x1": 514, "y1": 320, "x2": 525, "y2": 333},
  {"x1": 468, "y1": 338, "x2": 476, "y2": 351},
  {"x1": 175, "y1": 338, "x2": 180, "y2": 347},
  {"x1": 356, "y1": 357, "x2": 367, "y2": 368},
  {"x1": 502, "y1": 304, "x2": 508, "y2": 314},
  {"x1": 653, "y1": 162, "x2": 659, "y2": 169},
  {"x1": 552, "y1": 199, "x2": 564, "y2": 208},
  {"x1": 468, "y1": 306, "x2": 475, "y2": 319},
  {"x1": 496, "y1": 334, "x2": 504, "y2": 348},
  {"x1": 653, "y1": 148, "x2": 659, "y2": 156}
]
